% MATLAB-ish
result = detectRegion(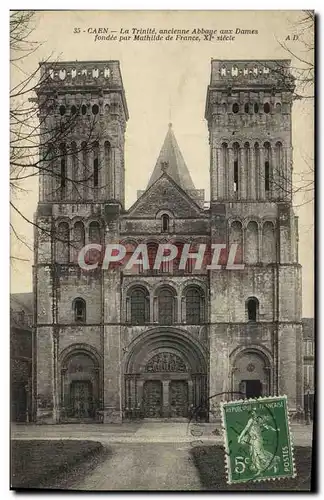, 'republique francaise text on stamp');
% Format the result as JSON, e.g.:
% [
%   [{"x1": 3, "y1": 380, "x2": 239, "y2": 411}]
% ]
[{"x1": 221, "y1": 395, "x2": 296, "y2": 484}]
